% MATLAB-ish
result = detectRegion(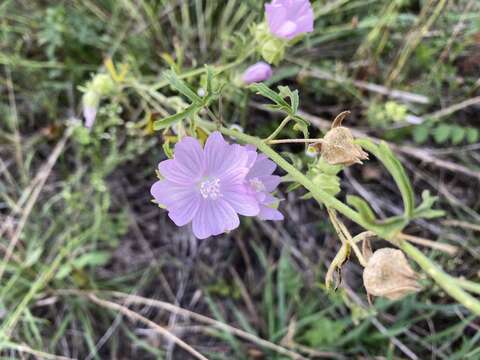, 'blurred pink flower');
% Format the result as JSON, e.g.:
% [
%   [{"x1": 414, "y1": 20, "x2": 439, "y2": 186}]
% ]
[
  {"x1": 265, "y1": 0, "x2": 314, "y2": 40},
  {"x1": 242, "y1": 62, "x2": 273, "y2": 84},
  {"x1": 83, "y1": 106, "x2": 97, "y2": 129},
  {"x1": 151, "y1": 132, "x2": 260, "y2": 239},
  {"x1": 245, "y1": 147, "x2": 284, "y2": 221}
]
